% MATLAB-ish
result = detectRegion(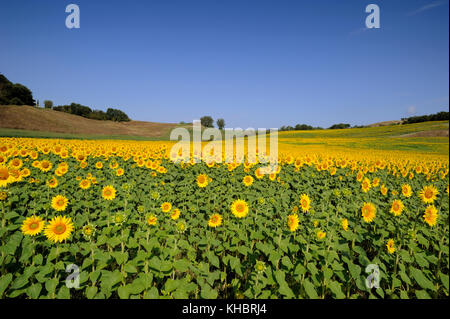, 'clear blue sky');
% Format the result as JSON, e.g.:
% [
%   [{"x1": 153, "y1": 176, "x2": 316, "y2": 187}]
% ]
[{"x1": 0, "y1": 0, "x2": 448, "y2": 128}]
